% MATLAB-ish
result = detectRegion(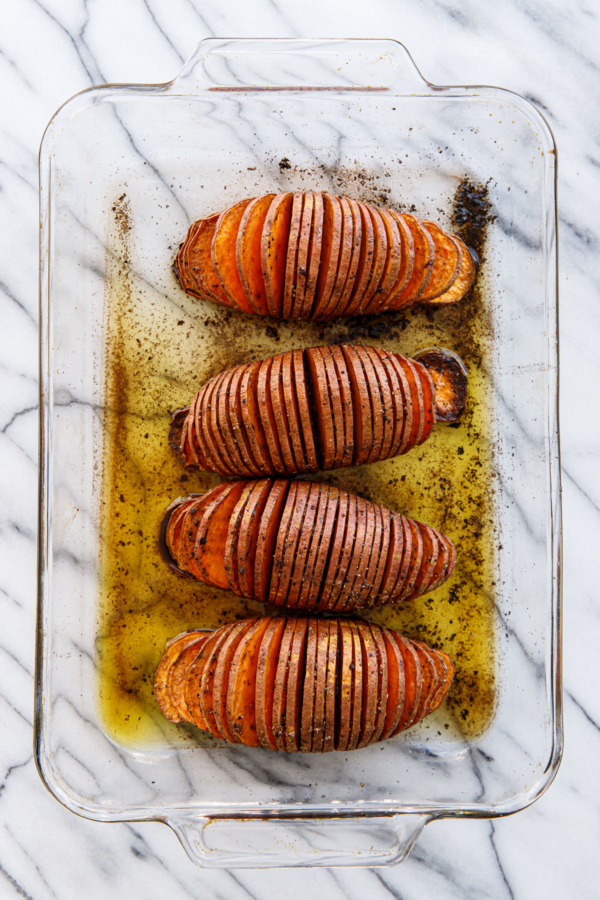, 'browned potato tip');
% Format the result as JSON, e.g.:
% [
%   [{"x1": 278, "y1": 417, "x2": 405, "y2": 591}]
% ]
[
  {"x1": 170, "y1": 343, "x2": 466, "y2": 477},
  {"x1": 154, "y1": 616, "x2": 455, "y2": 750},
  {"x1": 173, "y1": 192, "x2": 476, "y2": 320},
  {"x1": 160, "y1": 479, "x2": 456, "y2": 612}
]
